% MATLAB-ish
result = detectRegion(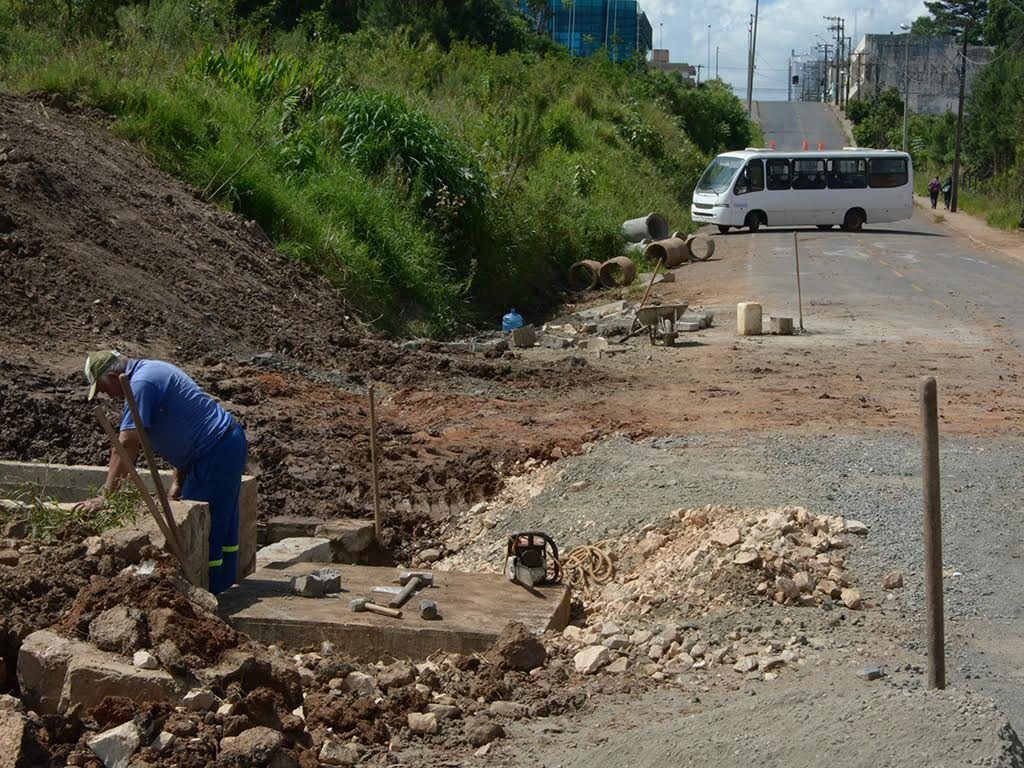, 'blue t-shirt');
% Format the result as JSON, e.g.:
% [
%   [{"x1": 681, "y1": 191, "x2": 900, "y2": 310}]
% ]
[{"x1": 119, "y1": 359, "x2": 233, "y2": 469}]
